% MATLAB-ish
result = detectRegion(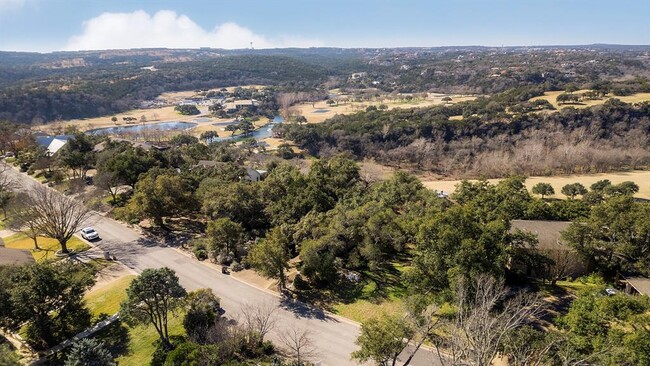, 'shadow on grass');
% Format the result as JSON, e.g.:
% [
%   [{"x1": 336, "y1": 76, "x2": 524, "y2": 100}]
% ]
[
  {"x1": 294, "y1": 260, "x2": 408, "y2": 311},
  {"x1": 94, "y1": 319, "x2": 131, "y2": 359}
]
